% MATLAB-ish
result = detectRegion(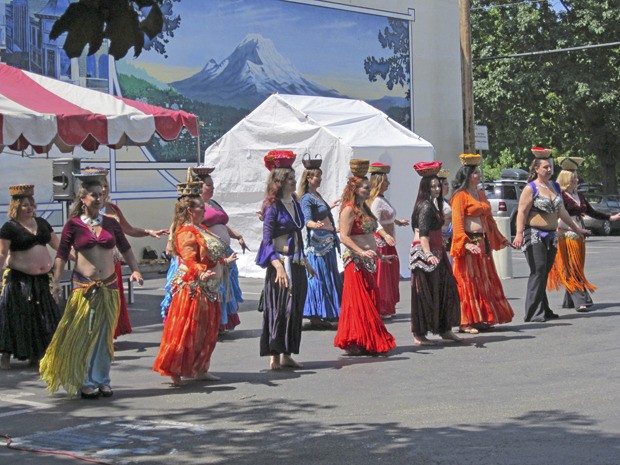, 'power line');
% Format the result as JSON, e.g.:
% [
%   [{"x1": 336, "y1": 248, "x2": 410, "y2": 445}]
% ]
[{"x1": 474, "y1": 41, "x2": 620, "y2": 61}]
